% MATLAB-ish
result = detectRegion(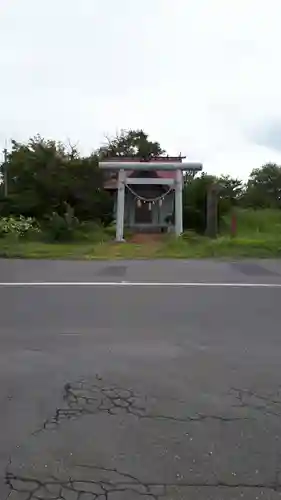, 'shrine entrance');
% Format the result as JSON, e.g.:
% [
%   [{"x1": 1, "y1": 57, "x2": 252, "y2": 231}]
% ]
[
  {"x1": 100, "y1": 157, "x2": 203, "y2": 241},
  {"x1": 135, "y1": 202, "x2": 153, "y2": 224}
]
